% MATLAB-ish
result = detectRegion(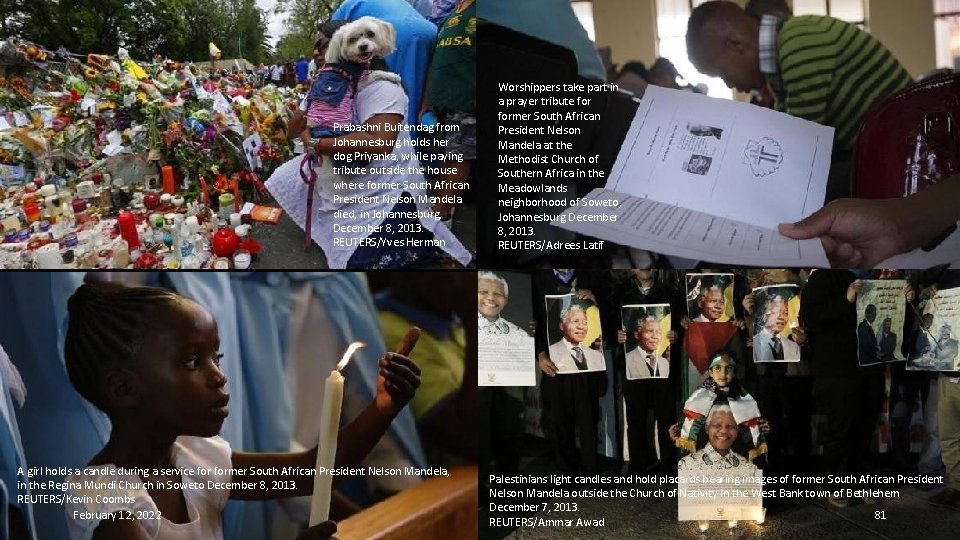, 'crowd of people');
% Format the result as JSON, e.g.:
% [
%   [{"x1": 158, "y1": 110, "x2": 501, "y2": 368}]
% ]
[{"x1": 480, "y1": 268, "x2": 960, "y2": 510}]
